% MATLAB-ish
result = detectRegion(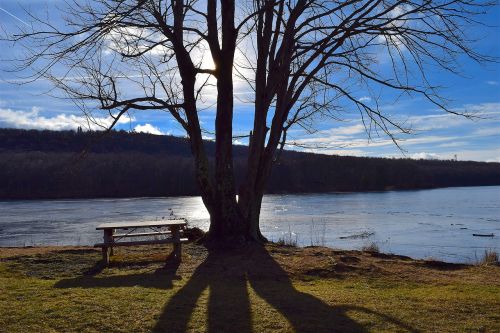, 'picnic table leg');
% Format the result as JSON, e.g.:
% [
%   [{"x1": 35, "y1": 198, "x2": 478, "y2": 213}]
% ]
[
  {"x1": 171, "y1": 226, "x2": 181, "y2": 262},
  {"x1": 102, "y1": 229, "x2": 113, "y2": 265},
  {"x1": 109, "y1": 229, "x2": 114, "y2": 256},
  {"x1": 102, "y1": 246, "x2": 110, "y2": 265}
]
